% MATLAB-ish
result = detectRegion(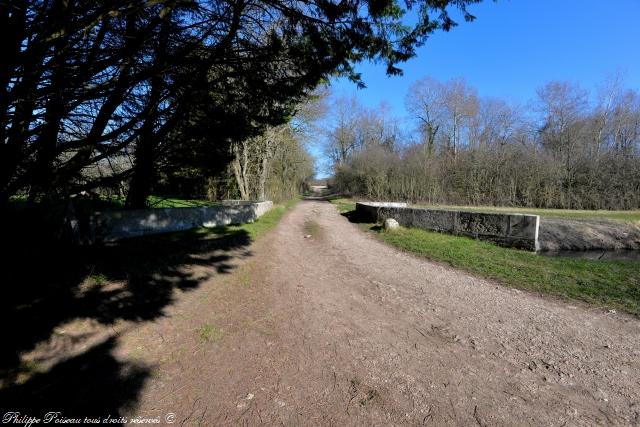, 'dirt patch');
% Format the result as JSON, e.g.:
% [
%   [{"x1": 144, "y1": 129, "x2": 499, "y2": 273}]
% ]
[
  {"x1": 539, "y1": 217, "x2": 640, "y2": 251},
  {"x1": 303, "y1": 219, "x2": 322, "y2": 239}
]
